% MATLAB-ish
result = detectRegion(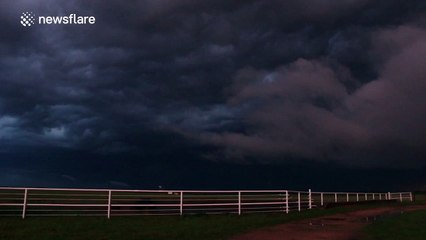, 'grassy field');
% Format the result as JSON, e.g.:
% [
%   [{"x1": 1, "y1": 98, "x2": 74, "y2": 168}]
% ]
[
  {"x1": 363, "y1": 209, "x2": 426, "y2": 240},
  {"x1": 0, "y1": 202, "x2": 413, "y2": 240}
]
